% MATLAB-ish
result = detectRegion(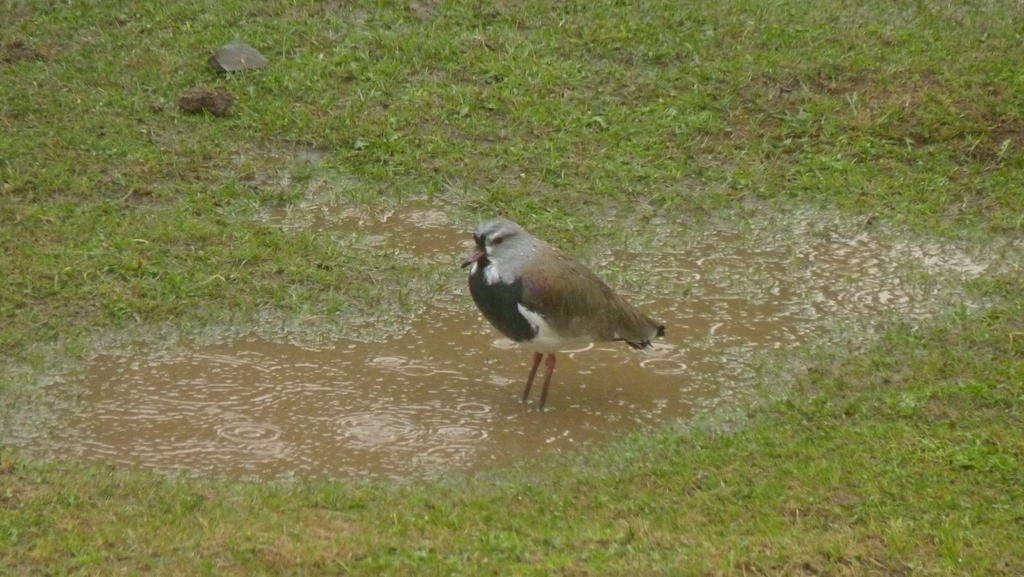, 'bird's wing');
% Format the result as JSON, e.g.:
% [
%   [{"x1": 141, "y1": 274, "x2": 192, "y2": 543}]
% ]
[{"x1": 519, "y1": 246, "x2": 661, "y2": 346}]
